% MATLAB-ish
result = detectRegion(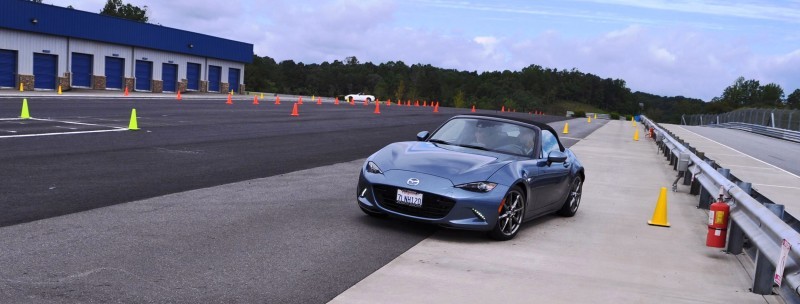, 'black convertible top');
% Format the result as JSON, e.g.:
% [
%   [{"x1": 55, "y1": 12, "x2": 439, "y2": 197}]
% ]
[{"x1": 452, "y1": 113, "x2": 559, "y2": 135}]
